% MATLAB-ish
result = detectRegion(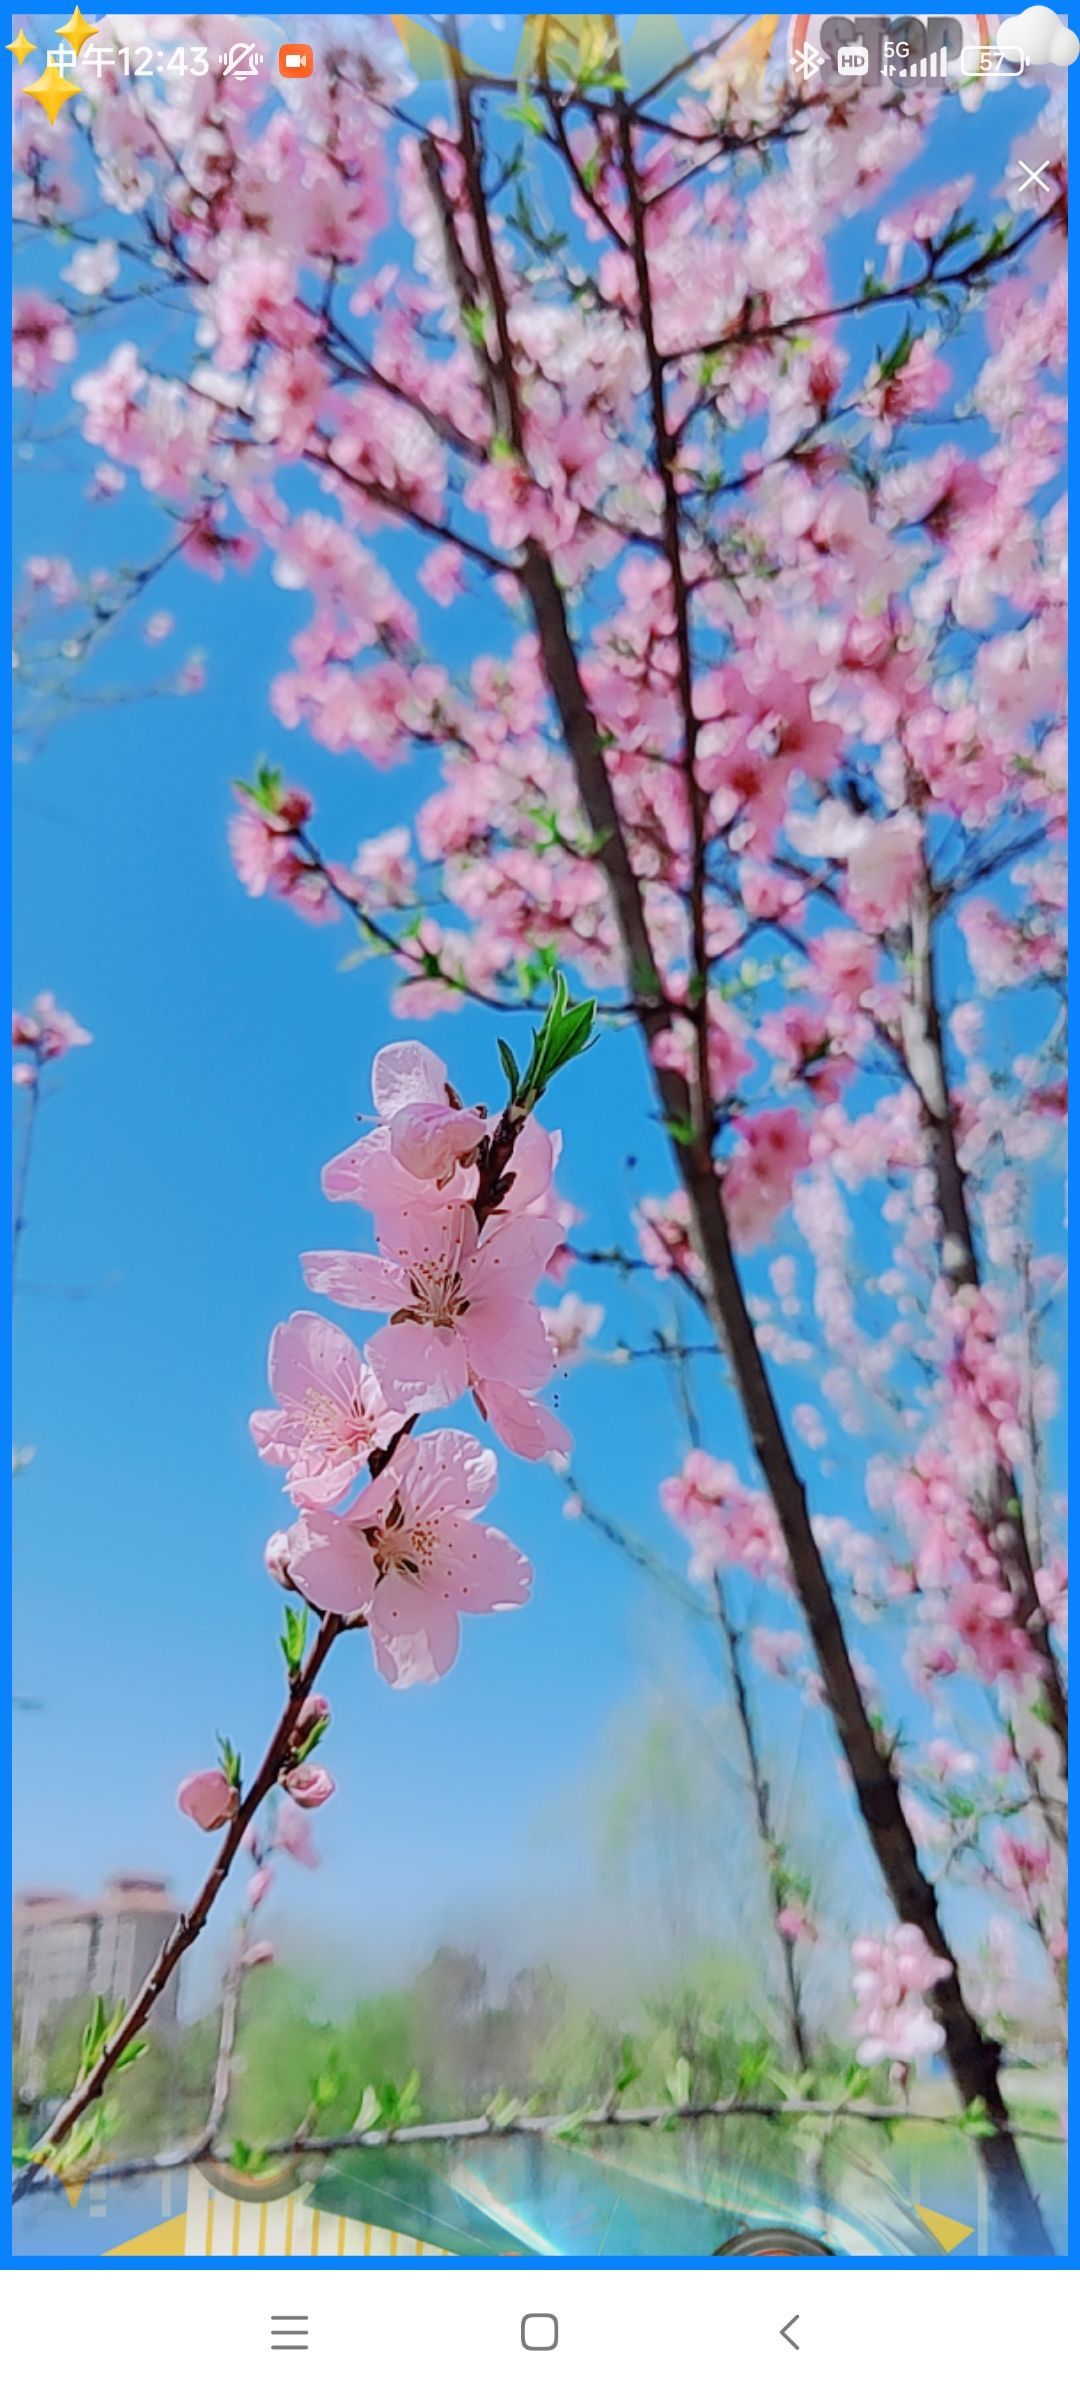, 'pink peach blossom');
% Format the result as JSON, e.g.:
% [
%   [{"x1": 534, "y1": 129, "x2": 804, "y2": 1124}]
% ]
[
  {"x1": 282, "y1": 1429, "x2": 531, "y2": 1688},
  {"x1": 283, "y1": 1762, "x2": 336, "y2": 1809},
  {"x1": 250, "y1": 1312, "x2": 403, "y2": 1505},
  {"x1": 850, "y1": 1924, "x2": 951, "y2": 2067},
  {"x1": 13, "y1": 290, "x2": 76, "y2": 393},
  {"x1": 177, "y1": 1769, "x2": 237, "y2": 1833},
  {"x1": 273, "y1": 1800, "x2": 319, "y2": 1868},
  {"x1": 303, "y1": 1203, "x2": 560, "y2": 1420}
]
